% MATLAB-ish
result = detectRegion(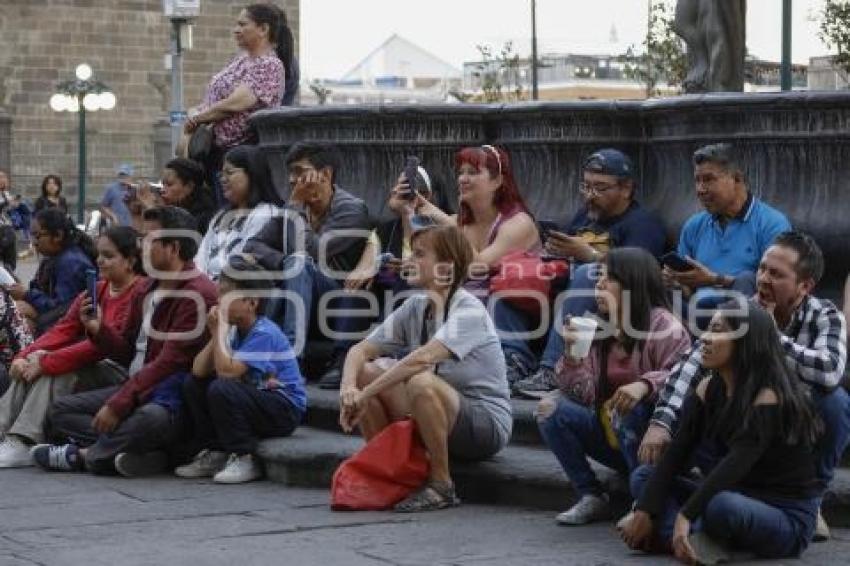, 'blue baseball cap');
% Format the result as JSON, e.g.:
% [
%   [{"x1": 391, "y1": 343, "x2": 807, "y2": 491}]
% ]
[
  {"x1": 116, "y1": 163, "x2": 134, "y2": 177},
  {"x1": 582, "y1": 149, "x2": 635, "y2": 179}
]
